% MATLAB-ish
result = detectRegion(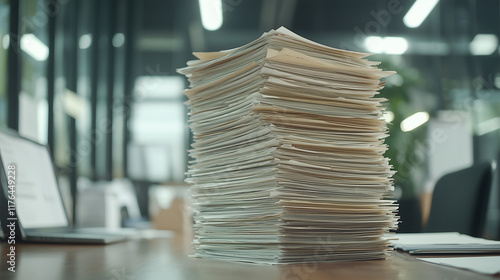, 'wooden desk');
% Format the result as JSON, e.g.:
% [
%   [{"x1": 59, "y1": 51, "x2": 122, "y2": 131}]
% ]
[{"x1": 0, "y1": 235, "x2": 498, "y2": 280}]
